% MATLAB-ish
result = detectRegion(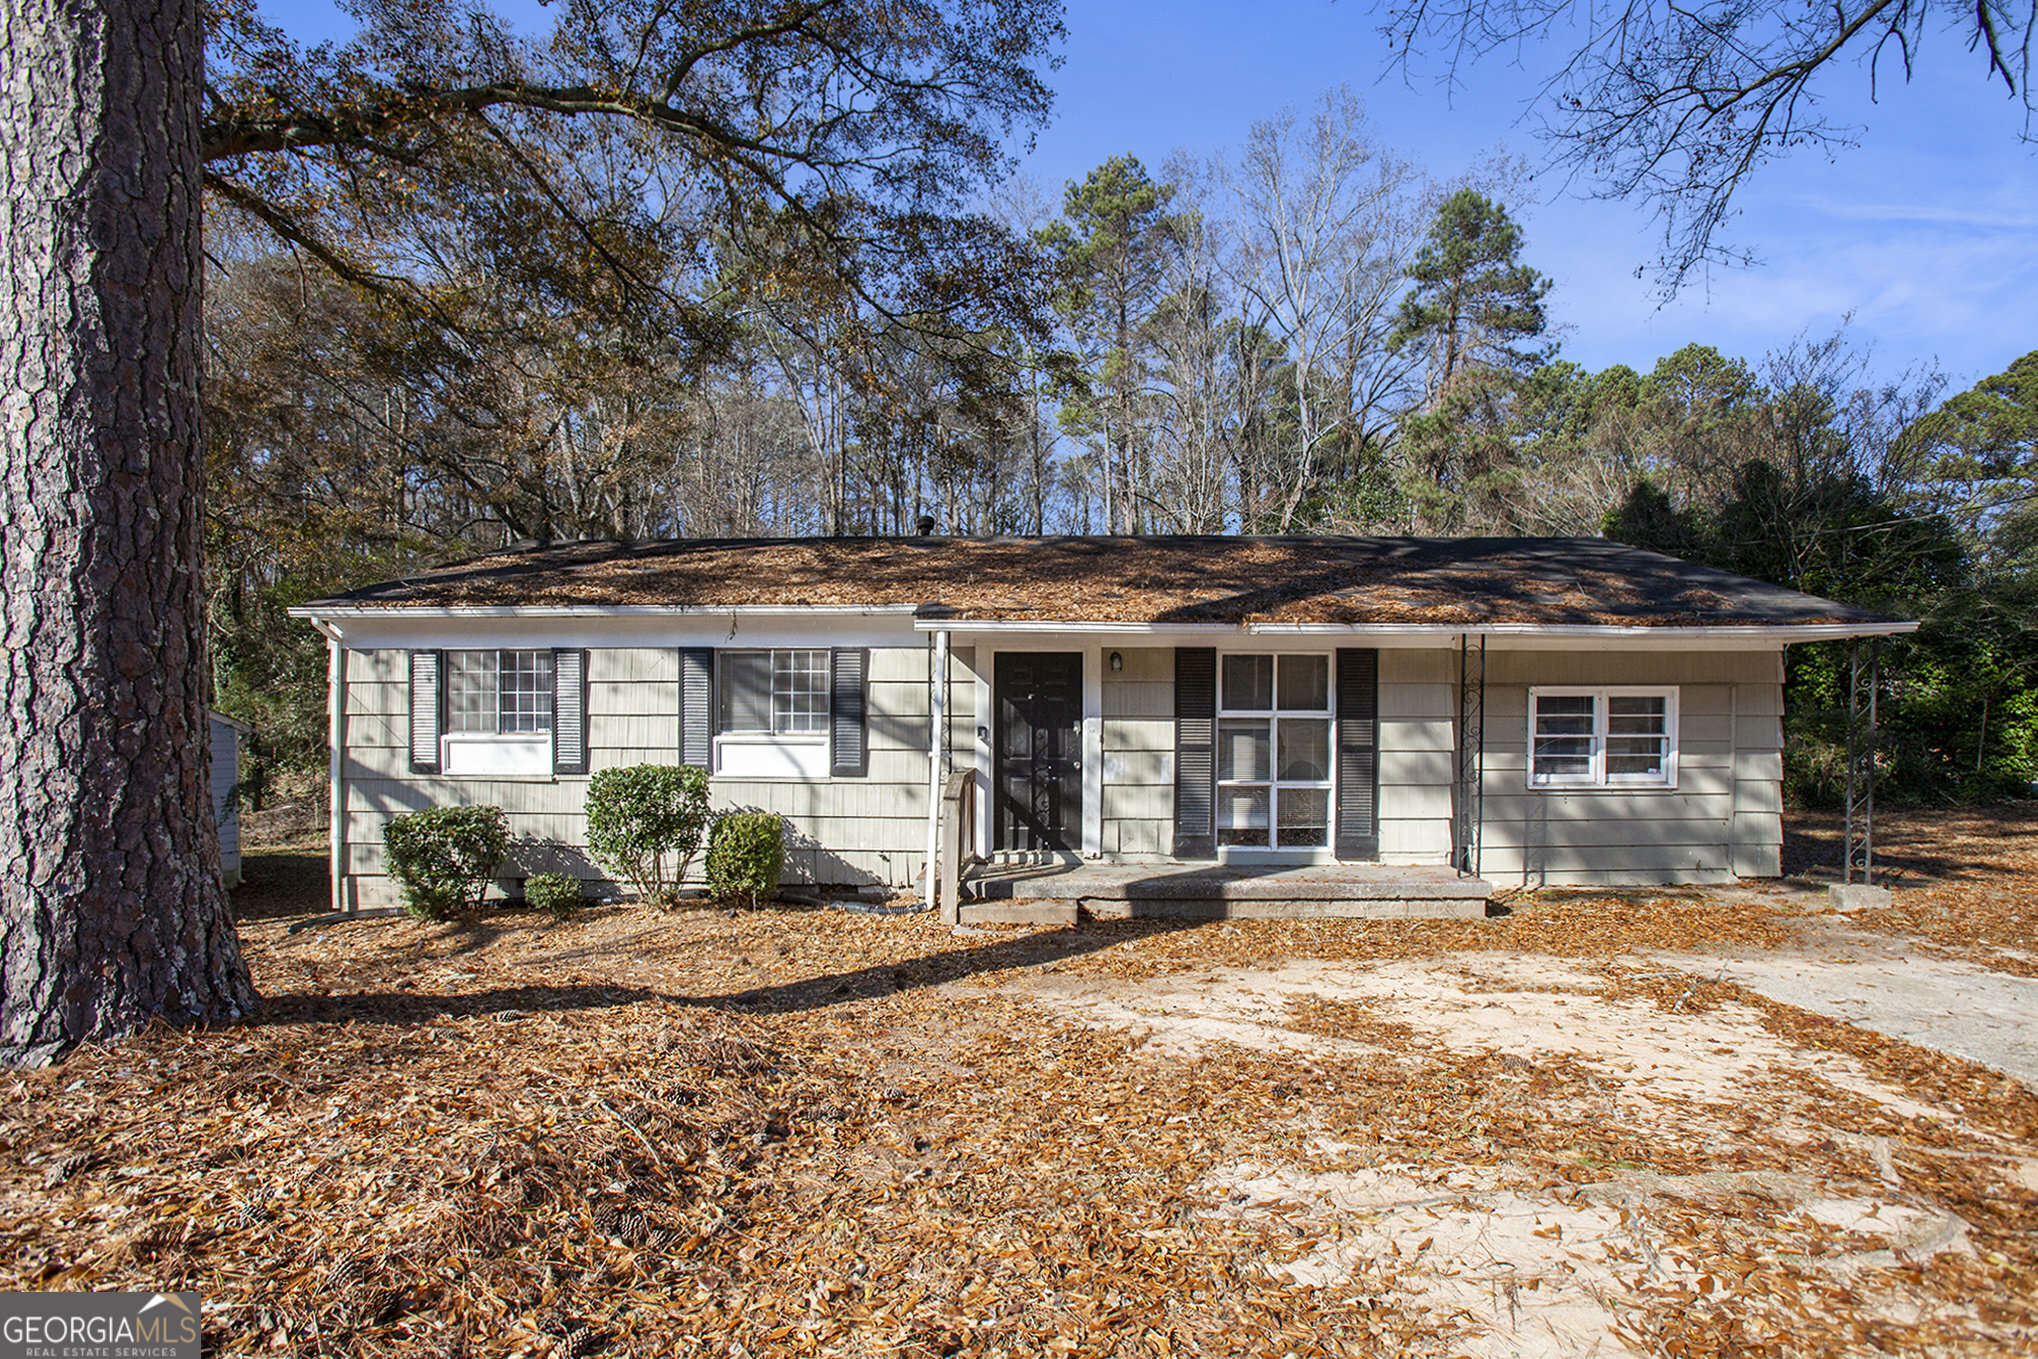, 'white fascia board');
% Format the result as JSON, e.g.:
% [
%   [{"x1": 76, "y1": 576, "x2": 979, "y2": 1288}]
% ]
[
  {"x1": 295, "y1": 604, "x2": 923, "y2": 651},
  {"x1": 914, "y1": 619, "x2": 1237, "y2": 635},
  {"x1": 915, "y1": 618, "x2": 1919, "y2": 648},
  {"x1": 287, "y1": 603, "x2": 922, "y2": 619}
]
